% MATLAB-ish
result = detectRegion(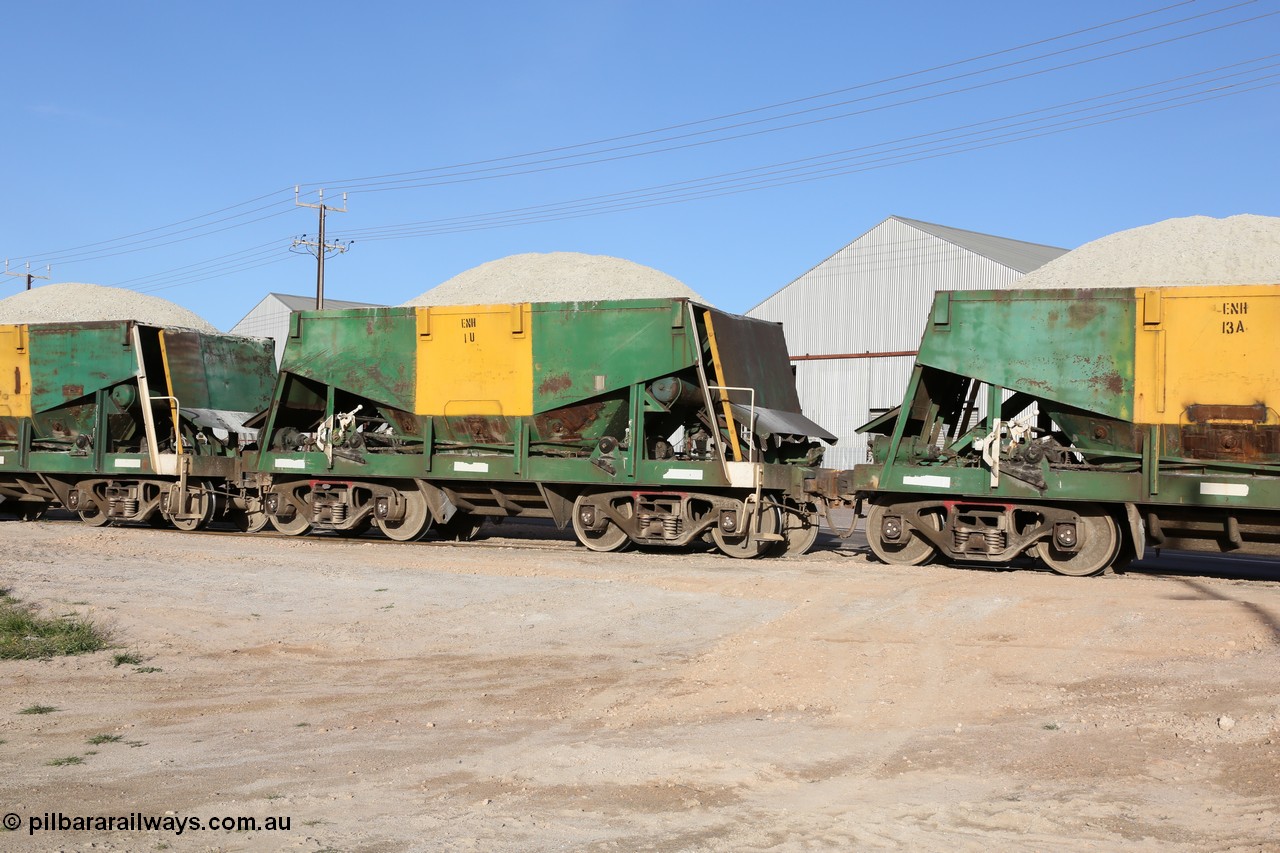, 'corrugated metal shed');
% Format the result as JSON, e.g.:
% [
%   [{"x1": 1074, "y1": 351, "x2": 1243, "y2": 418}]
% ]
[
  {"x1": 231, "y1": 292, "x2": 382, "y2": 364},
  {"x1": 747, "y1": 216, "x2": 1068, "y2": 467}
]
